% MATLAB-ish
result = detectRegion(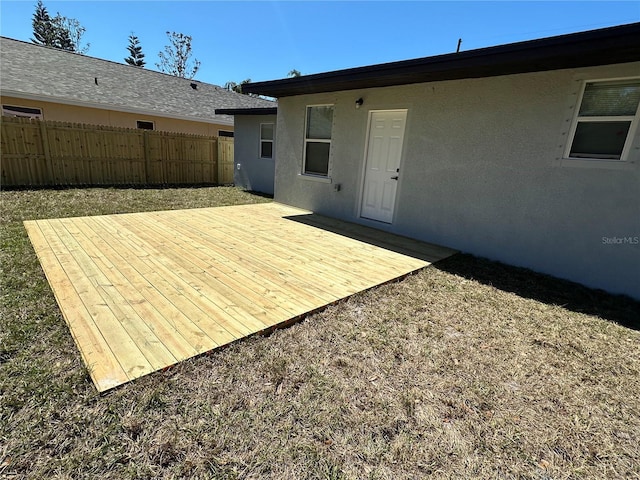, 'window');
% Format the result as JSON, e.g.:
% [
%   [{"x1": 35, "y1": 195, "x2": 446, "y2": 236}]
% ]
[
  {"x1": 136, "y1": 120, "x2": 154, "y2": 130},
  {"x1": 2, "y1": 105, "x2": 43, "y2": 119},
  {"x1": 260, "y1": 123, "x2": 274, "y2": 158},
  {"x1": 219, "y1": 130, "x2": 234, "y2": 138},
  {"x1": 566, "y1": 79, "x2": 640, "y2": 161},
  {"x1": 303, "y1": 105, "x2": 334, "y2": 176}
]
